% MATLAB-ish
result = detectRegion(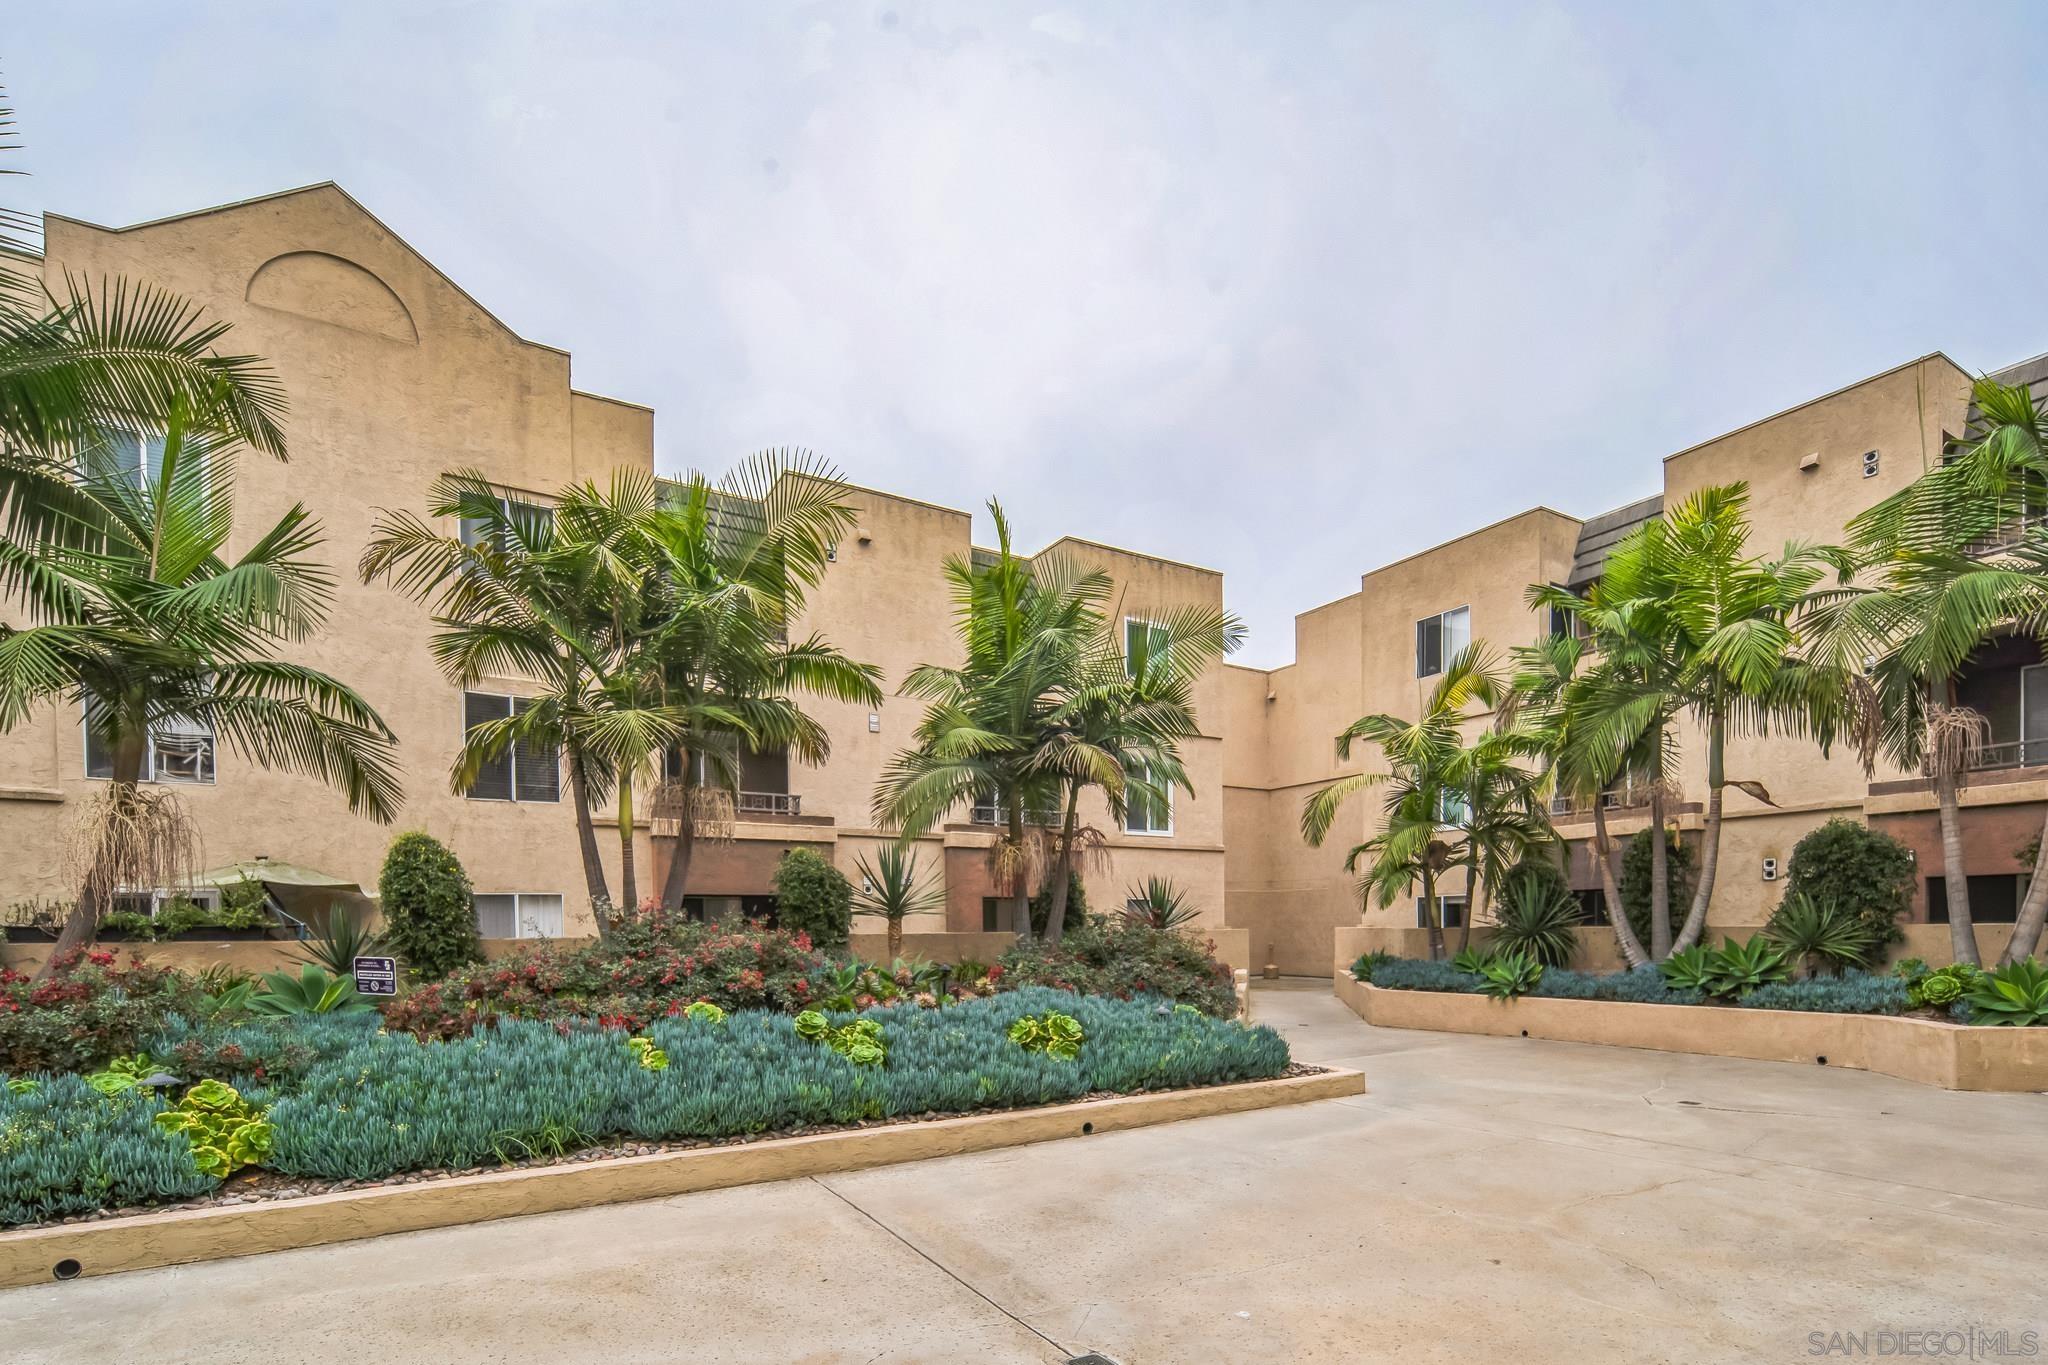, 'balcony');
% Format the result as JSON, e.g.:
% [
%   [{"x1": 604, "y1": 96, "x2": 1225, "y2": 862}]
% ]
[
  {"x1": 1968, "y1": 740, "x2": 2048, "y2": 774},
  {"x1": 736, "y1": 791, "x2": 801, "y2": 817},
  {"x1": 1963, "y1": 512, "x2": 2047, "y2": 560},
  {"x1": 970, "y1": 804, "x2": 1061, "y2": 827},
  {"x1": 1549, "y1": 787, "x2": 1646, "y2": 820}
]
